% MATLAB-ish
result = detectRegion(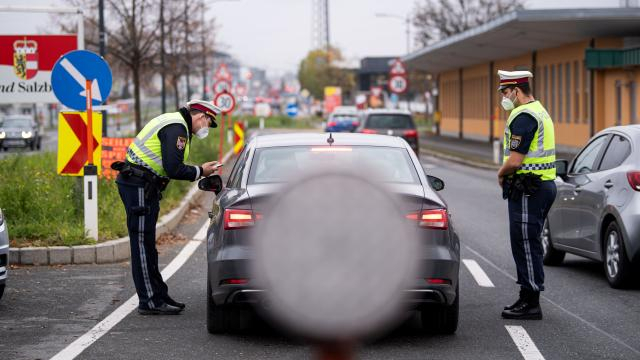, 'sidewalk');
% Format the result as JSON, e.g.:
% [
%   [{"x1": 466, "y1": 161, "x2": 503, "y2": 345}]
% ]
[{"x1": 419, "y1": 133, "x2": 578, "y2": 170}]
